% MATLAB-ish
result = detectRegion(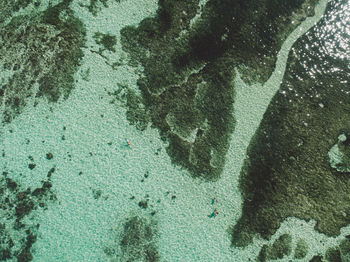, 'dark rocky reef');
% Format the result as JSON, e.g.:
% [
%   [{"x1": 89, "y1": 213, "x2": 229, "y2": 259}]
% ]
[
  {"x1": 105, "y1": 215, "x2": 160, "y2": 262},
  {"x1": 325, "y1": 247, "x2": 342, "y2": 262},
  {"x1": 0, "y1": 0, "x2": 35, "y2": 24},
  {"x1": 312, "y1": 237, "x2": 350, "y2": 261},
  {"x1": 120, "y1": 0, "x2": 318, "y2": 180},
  {"x1": 93, "y1": 32, "x2": 117, "y2": 52},
  {"x1": 79, "y1": 0, "x2": 122, "y2": 16},
  {"x1": 0, "y1": 169, "x2": 56, "y2": 262},
  {"x1": 0, "y1": 0, "x2": 85, "y2": 124},
  {"x1": 294, "y1": 239, "x2": 309, "y2": 259},
  {"x1": 310, "y1": 256, "x2": 325, "y2": 262},
  {"x1": 232, "y1": 0, "x2": 350, "y2": 247},
  {"x1": 257, "y1": 234, "x2": 292, "y2": 261}
]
